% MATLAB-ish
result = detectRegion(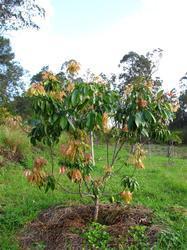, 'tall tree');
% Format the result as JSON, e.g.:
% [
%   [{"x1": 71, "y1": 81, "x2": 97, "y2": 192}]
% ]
[
  {"x1": 30, "y1": 65, "x2": 49, "y2": 84},
  {"x1": 171, "y1": 73, "x2": 187, "y2": 130},
  {"x1": 179, "y1": 72, "x2": 187, "y2": 94},
  {"x1": 0, "y1": 36, "x2": 24, "y2": 107},
  {"x1": 0, "y1": 0, "x2": 45, "y2": 32},
  {"x1": 119, "y1": 49, "x2": 163, "y2": 92},
  {"x1": 10, "y1": 94, "x2": 33, "y2": 120},
  {"x1": 178, "y1": 73, "x2": 187, "y2": 124}
]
